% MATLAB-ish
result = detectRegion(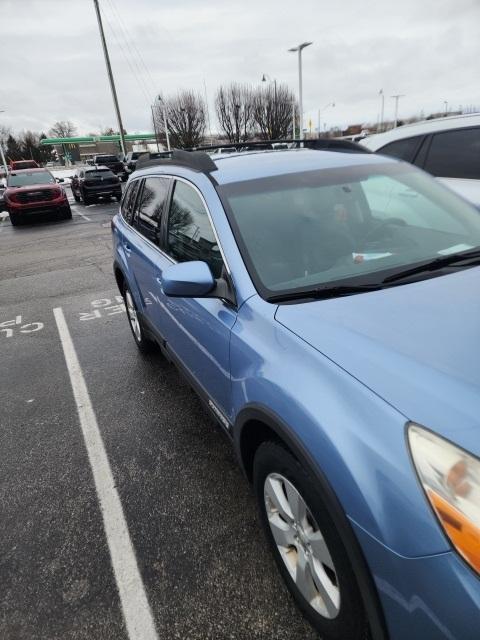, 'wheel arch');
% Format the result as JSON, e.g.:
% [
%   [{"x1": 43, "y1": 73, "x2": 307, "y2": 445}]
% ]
[
  {"x1": 113, "y1": 260, "x2": 126, "y2": 295},
  {"x1": 233, "y1": 404, "x2": 388, "y2": 640}
]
